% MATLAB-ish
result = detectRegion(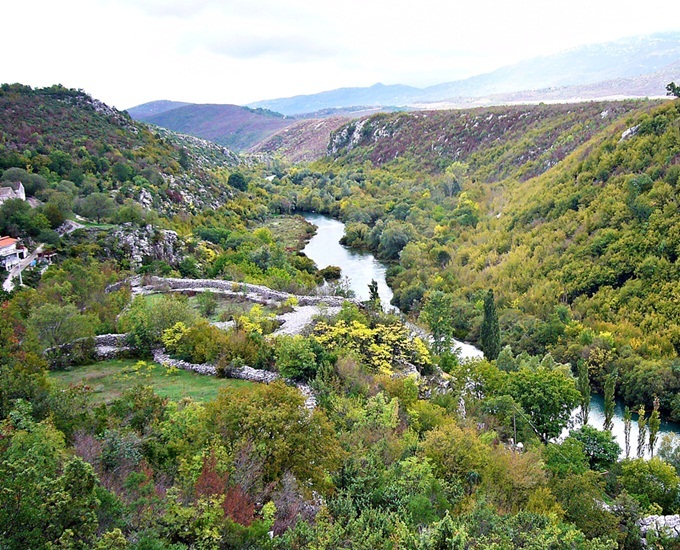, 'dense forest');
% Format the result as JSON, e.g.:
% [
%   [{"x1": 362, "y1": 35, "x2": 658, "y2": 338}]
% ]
[{"x1": 1, "y1": 84, "x2": 680, "y2": 549}]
